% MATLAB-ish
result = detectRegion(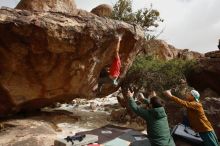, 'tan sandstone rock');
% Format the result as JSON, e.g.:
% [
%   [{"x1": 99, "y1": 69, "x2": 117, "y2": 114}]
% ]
[
  {"x1": 145, "y1": 39, "x2": 203, "y2": 60},
  {"x1": 91, "y1": 4, "x2": 113, "y2": 17},
  {"x1": 15, "y1": 0, "x2": 77, "y2": 13},
  {"x1": 0, "y1": 7, "x2": 145, "y2": 116}
]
